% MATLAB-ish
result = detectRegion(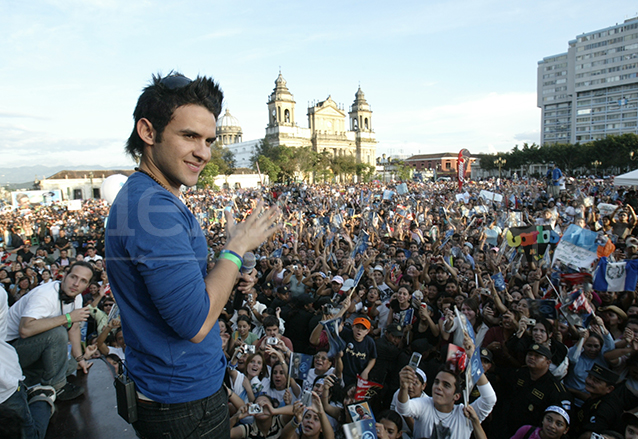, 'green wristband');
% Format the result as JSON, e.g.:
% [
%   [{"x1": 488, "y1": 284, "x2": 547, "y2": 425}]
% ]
[
  {"x1": 65, "y1": 313, "x2": 72, "y2": 329},
  {"x1": 219, "y1": 251, "x2": 242, "y2": 270}
]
